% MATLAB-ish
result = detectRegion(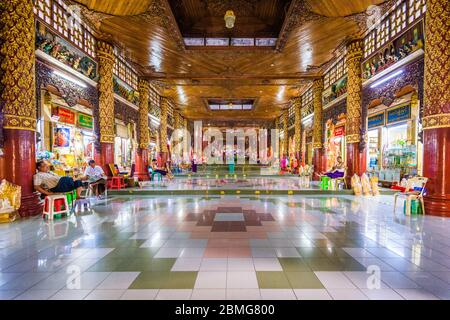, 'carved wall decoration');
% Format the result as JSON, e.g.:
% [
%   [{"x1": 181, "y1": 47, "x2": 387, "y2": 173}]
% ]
[
  {"x1": 362, "y1": 59, "x2": 424, "y2": 140},
  {"x1": 423, "y1": 0, "x2": 450, "y2": 129},
  {"x1": 96, "y1": 40, "x2": 115, "y2": 144},
  {"x1": 282, "y1": 111, "x2": 289, "y2": 155},
  {"x1": 276, "y1": 0, "x2": 325, "y2": 51},
  {"x1": 345, "y1": 0, "x2": 397, "y2": 37},
  {"x1": 114, "y1": 99, "x2": 139, "y2": 138},
  {"x1": 36, "y1": 21, "x2": 98, "y2": 81},
  {"x1": 141, "y1": 0, "x2": 185, "y2": 51},
  {"x1": 0, "y1": 0, "x2": 36, "y2": 131},
  {"x1": 345, "y1": 40, "x2": 363, "y2": 146},
  {"x1": 323, "y1": 99, "x2": 347, "y2": 129},
  {"x1": 312, "y1": 78, "x2": 324, "y2": 149}
]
